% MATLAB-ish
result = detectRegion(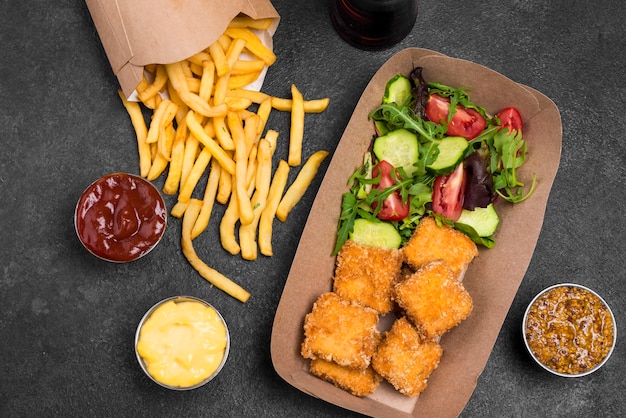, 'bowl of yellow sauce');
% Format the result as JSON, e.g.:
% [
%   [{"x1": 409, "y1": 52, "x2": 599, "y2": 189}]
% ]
[
  {"x1": 522, "y1": 283, "x2": 616, "y2": 377},
  {"x1": 135, "y1": 296, "x2": 230, "y2": 390}
]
